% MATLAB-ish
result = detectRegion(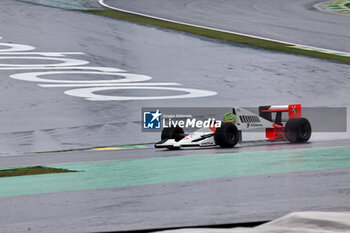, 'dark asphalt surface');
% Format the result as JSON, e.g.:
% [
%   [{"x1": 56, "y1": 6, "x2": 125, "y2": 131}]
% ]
[
  {"x1": 1, "y1": 138, "x2": 350, "y2": 232},
  {"x1": 1, "y1": 167, "x2": 350, "y2": 233},
  {"x1": 1, "y1": 138, "x2": 350, "y2": 169},
  {"x1": 1, "y1": 0, "x2": 349, "y2": 156},
  {"x1": 103, "y1": 0, "x2": 350, "y2": 52},
  {"x1": 0, "y1": 0, "x2": 350, "y2": 232}
]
